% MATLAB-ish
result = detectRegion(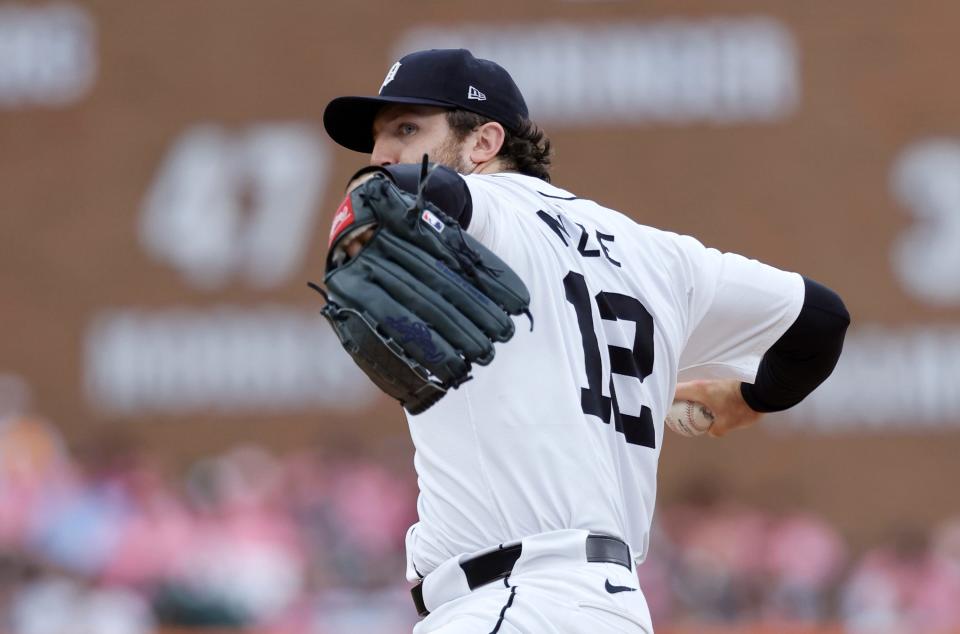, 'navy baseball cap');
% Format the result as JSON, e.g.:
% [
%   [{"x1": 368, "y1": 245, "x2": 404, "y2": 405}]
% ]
[{"x1": 323, "y1": 48, "x2": 529, "y2": 153}]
